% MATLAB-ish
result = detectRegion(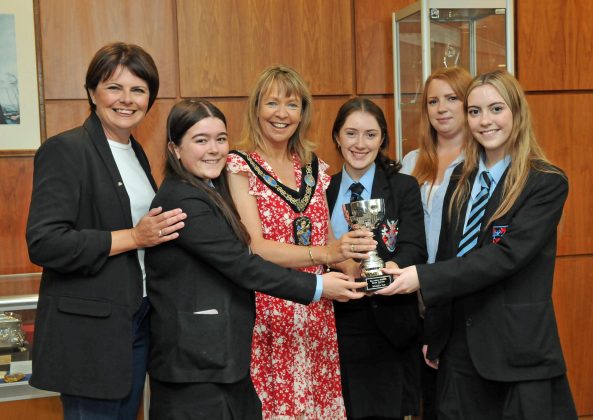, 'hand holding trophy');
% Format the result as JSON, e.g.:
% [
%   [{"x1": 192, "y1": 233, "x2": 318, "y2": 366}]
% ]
[{"x1": 342, "y1": 198, "x2": 393, "y2": 291}]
